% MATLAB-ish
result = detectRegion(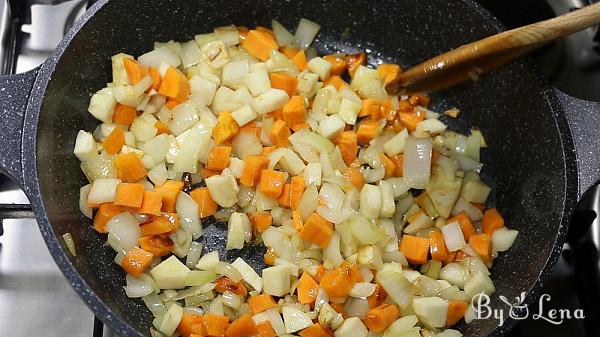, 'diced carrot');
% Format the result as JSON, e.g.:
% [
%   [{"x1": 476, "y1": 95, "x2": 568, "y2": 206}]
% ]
[
  {"x1": 380, "y1": 153, "x2": 395, "y2": 177},
  {"x1": 364, "y1": 303, "x2": 400, "y2": 332},
  {"x1": 261, "y1": 146, "x2": 277, "y2": 155},
  {"x1": 158, "y1": 66, "x2": 190, "y2": 102},
  {"x1": 202, "y1": 167, "x2": 221, "y2": 178},
  {"x1": 155, "y1": 120, "x2": 170, "y2": 135},
  {"x1": 213, "y1": 111, "x2": 240, "y2": 144},
  {"x1": 93, "y1": 203, "x2": 122, "y2": 233},
  {"x1": 202, "y1": 314, "x2": 230, "y2": 337},
  {"x1": 282, "y1": 95, "x2": 306, "y2": 129},
  {"x1": 448, "y1": 211, "x2": 475, "y2": 241},
  {"x1": 280, "y1": 46, "x2": 299, "y2": 59},
  {"x1": 398, "y1": 109, "x2": 425, "y2": 132},
  {"x1": 248, "y1": 211, "x2": 273, "y2": 233},
  {"x1": 323, "y1": 75, "x2": 347, "y2": 90},
  {"x1": 121, "y1": 246, "x2": 153, "y2": 277},
  {"x1": 248, "y1": 294, "x2": 278, "y2": 315},
  {"x1": 291, "y1": 210, "x2": 304, "y2": 231},
  {"x1": 177, "y1": 313, "x2": 205, "y2": 337},
  {"x1": 299, "y1": 323, "x2": 332, "y2": 337},
  {"x1": 292, "y1": 49, "x2": 308, "y2": 71},
  {"x1": 367, "y1": 284, "x2": 388, "y2": 308},
  {"x1": 137, "y1": 191, "x2": 163, "y2": 215},
  {"x1": 377, "y1": 64, "x2": 402, "y2": 85},
  {"x1": 270, "y1": 72, "x2": 298, "y2": 97},
  {"x1": 320, "y1": 265, "x2": 358, "y2": 299},
  {"x1": 215, "y1": 276, "x2": 248, "y2": 296},
  {"x1": 299, "y1": 213, "x2": 334, "y2": 248},
  {"x1": 400, "y1": 234, "x2": 430, "y2": 265},
  {"x1": 313, "y1": 264, "x2": 326, "y2": 283},
  {"x1": 114, "y1": 152, "x2": 147, "y2": 182},
  {"x1": 264, "y1": 247, "x2": 277, "y2": 265},
  {"x1": 237, "y1": 26, "x2": 249, "y2": 42},
  {"x1": 340, "y1": 261, "x2": 363, "y2": 282},
  {"x1": 240, "y1": 121, "x2": 261, "y2": 138},
  {"x1": 103, "y1": 127, "x2": 125, "y2": 154},
  {"x1": 153, "y1": 180, "x2": 184, "y2": 212},
  {"x1": 139, "y1": 234, "x2": 173, "y2": 257},
  {"x1": 260, "y1": 169, "x2": 286, "y2": 198},
  {"x1": 446, "y1": 300, "x2": 468, "y2": 326},
  {"x1": 123, "y1": 58, "x2": 148, "y2": 85},
  {"x1": 297, "y1": 272, "x2": 320, "y2": 305},
  {"x1": 225, "y1": 314, "x2": 257, "y2": 337},
  {"x1": 277, "y1": 183, "x2": 291, "y2": 207},
  {"x1": 454, "y1": 250, "x2": 469, "y2": 262},
  {"x1": 444, "y1": 251, "x2": 458, "y2": 265},
  {"x1": 190, "y1": 187, "x2": 218, "y2": 218},
  {"x1": 140, "y1": 212, "x2": 179, "y2": 236},
  {"x1": 148, "y1": 66, "x2": 162, "y2": 92},
  {"x1": 268, "y1": 120, "x2": 291, "y2": 148},
  {"x1": 189, "y1": 334, "x2": 204, "y2": 337},
  {"x1": 323, "y1": 54, "x2": 348, "y2": 76},
  {"x1": 482, "y1": 208, "x2": 505, "y2": 235},
  {"x1": 290, "y1": 176, "x2": 305, "y2": 210},
  {"x1": 342, "y1": 167, "x2": 364, "y2": 190},
  {"x1": 165, "y1": 99, "x2": 180, "y2": 109},
  {"x1": 113, "y1": 104, "x2": 137, "y2": 125},
  {"x1": 429, "y1": 230, "x2": 449, "y2": 262},
  {"x1": 256, "y1": 322, "x2": 276, "y2": 337},
  {"x1": 390, "y1": 154, "x2": 404, "y2": 177},
  {"x1": 409, "y1": 93, "x2": 431, "y2": 107},
  {"x1": 359, "y1": 98, "x2": 382, "y2": 118},
  {"x1": 240, "y1": 155, "x2": 270, "y2": 187},
  {"x1": 345, "y1": 51, "x2": 367, "y2": 77},
  {"x1": 469, "y1": 233, "x2": 492, "y2": 261},
  {"x1": 356, "y1": 119, "x2": 380, "y2": 145},
  {"x1": 206, "y1": 146, "x2": 232, "y2": 171},
  {"x1": 335, "y1": 131, "x2": 358, "y2": 166},
  {"x1": 113, "y1": 183, "x2": 145, "y2": 208},
  {"x1": 381, "y1": 98, "x2": 396, "y2": 122},
  {"x1": 256, "y1": 26, "x2": 275, "y2": 38},
  {"x1": 242, "y1": 30, "x2": 278, "y2": 61}
]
